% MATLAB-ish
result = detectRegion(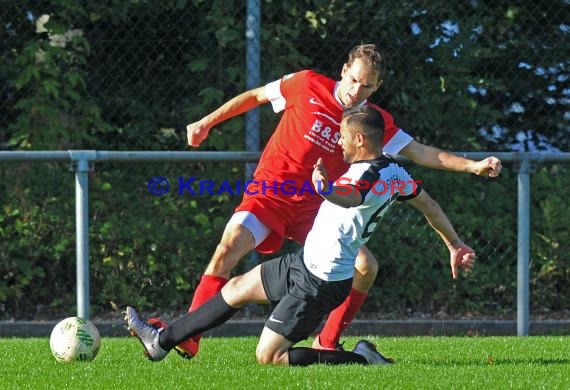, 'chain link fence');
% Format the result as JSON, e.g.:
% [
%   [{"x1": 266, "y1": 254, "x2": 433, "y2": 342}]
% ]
[
  {"x1": 1, "y1": 1, "x2": 569, "y2": 320},
  {"x1": 2, "y1": 1, "x2": 568, "y2": 151}
]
